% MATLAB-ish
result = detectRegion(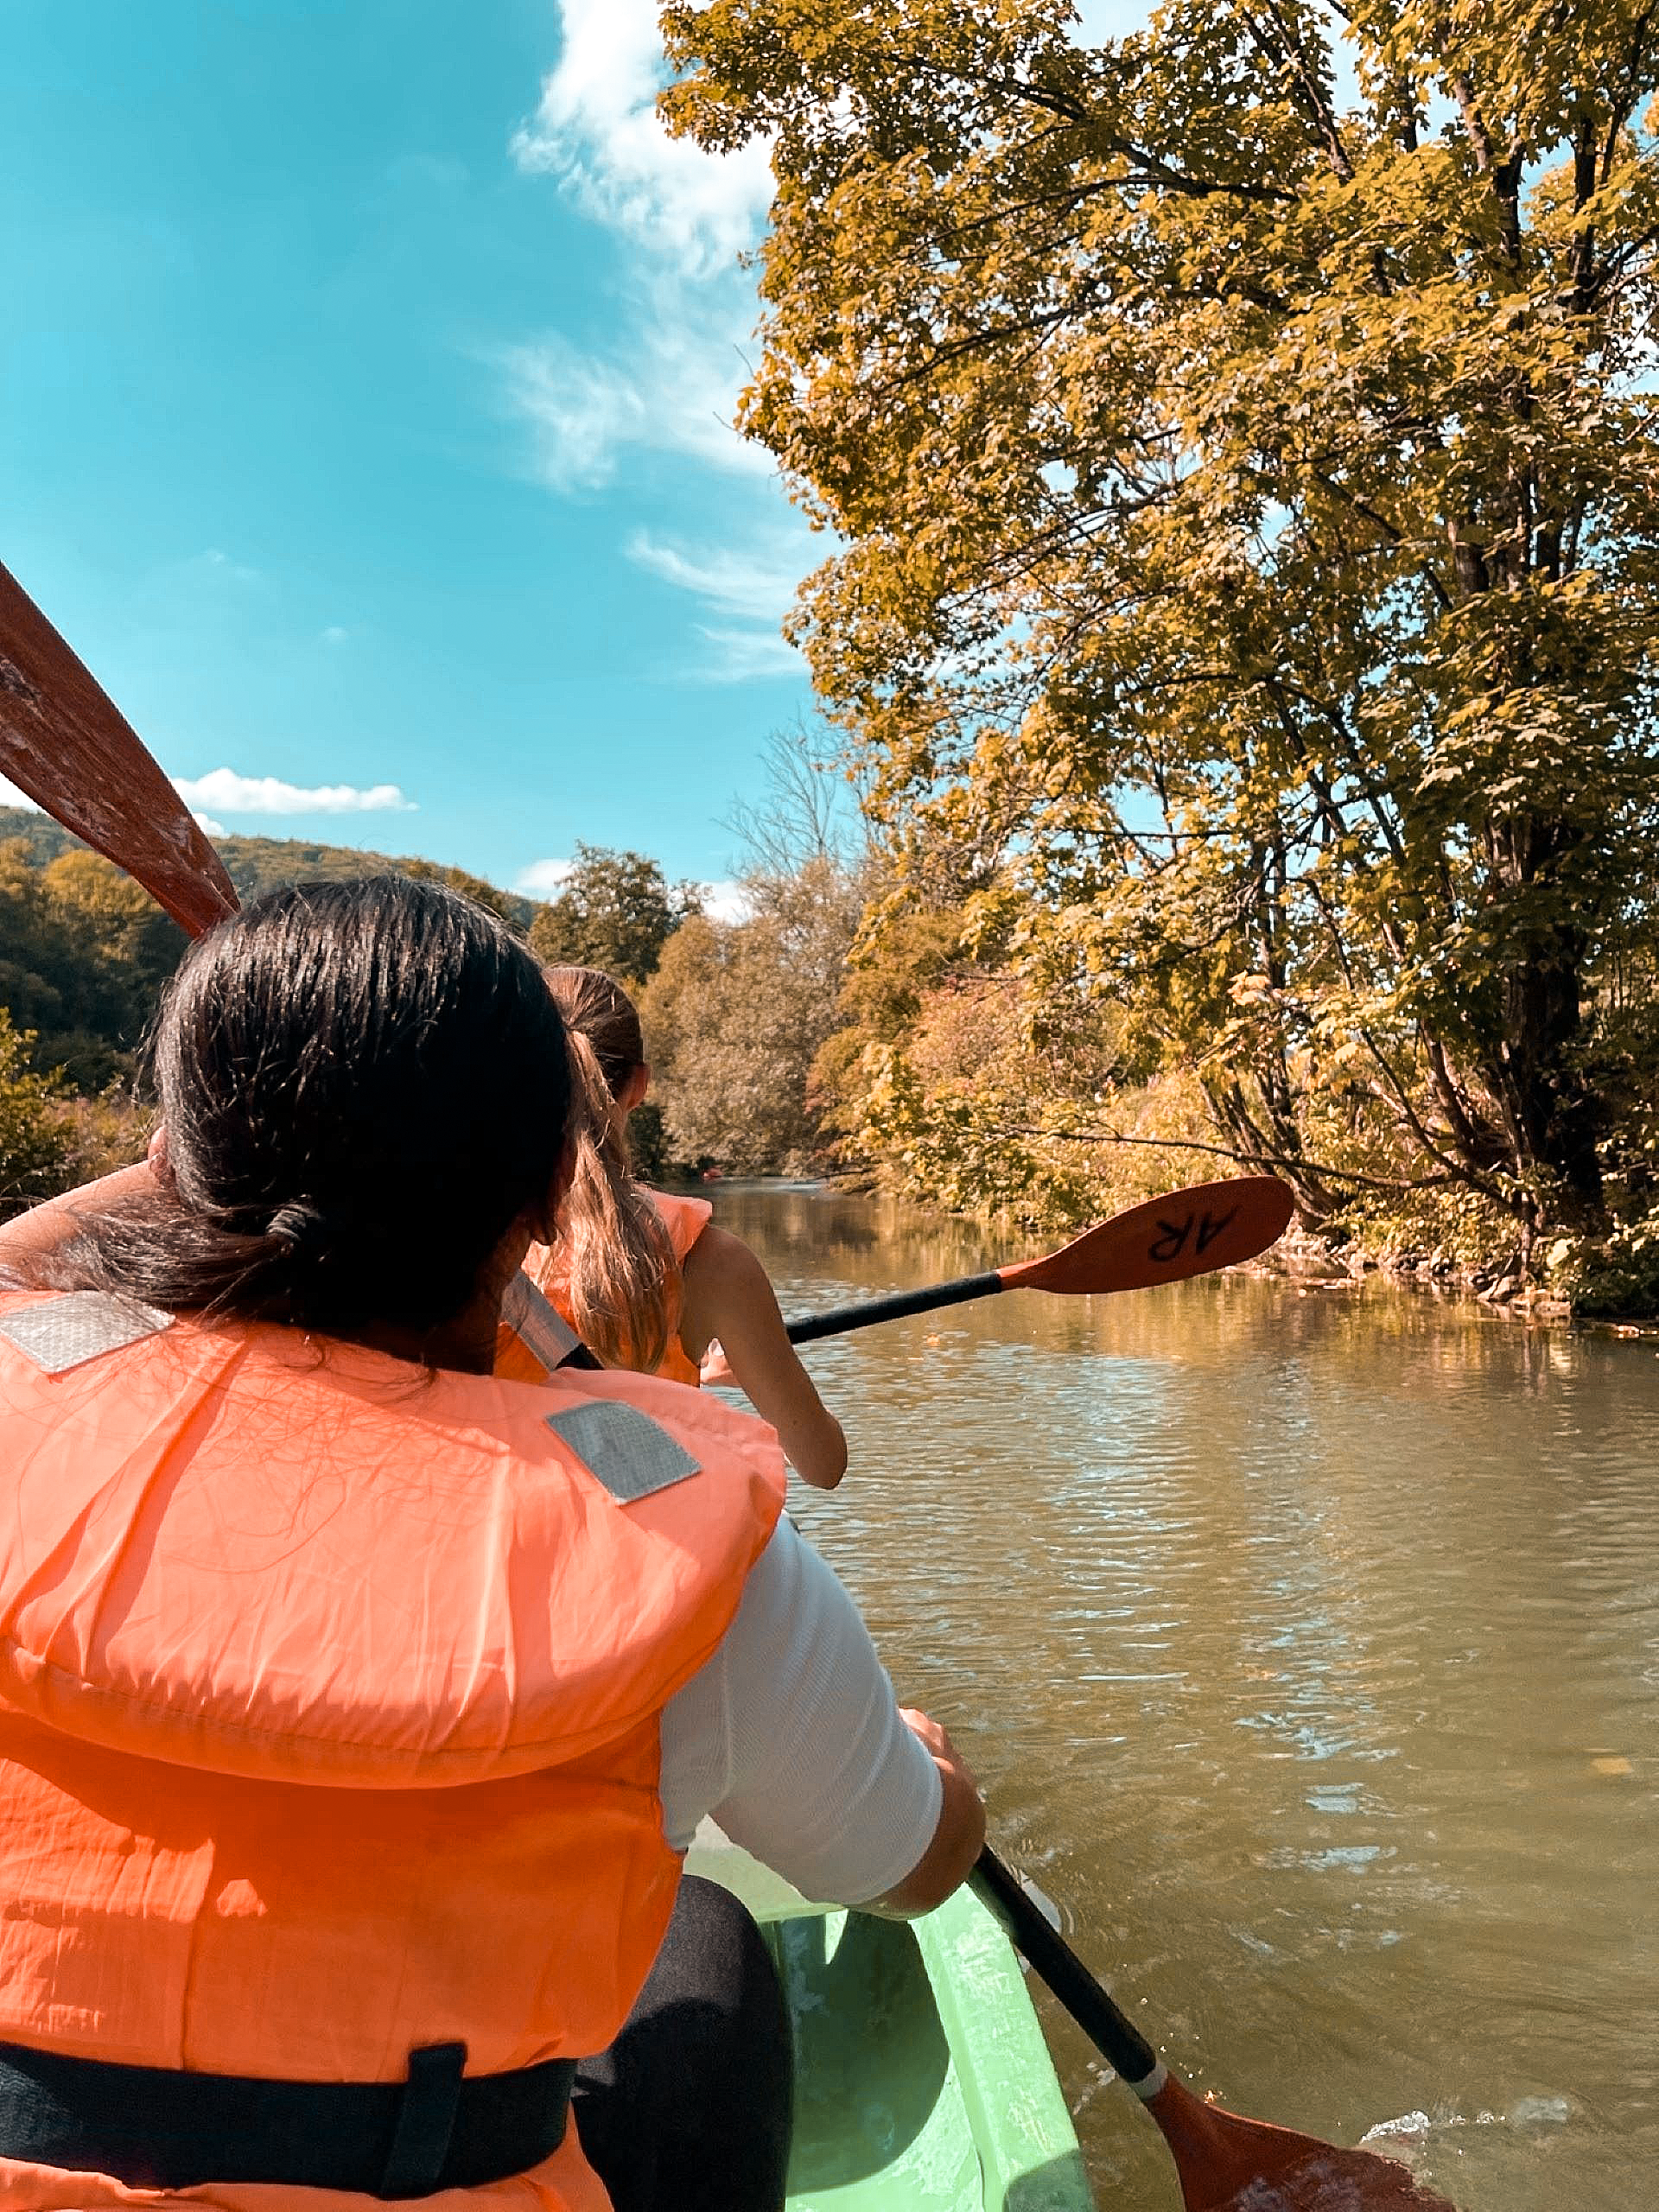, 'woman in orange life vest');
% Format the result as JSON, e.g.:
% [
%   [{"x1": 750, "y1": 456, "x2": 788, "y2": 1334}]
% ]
[
  {"x1": 530, "y1": 965, "x2": 848, "y2": 1491},
  {"x1": 0, "y1": 876, "x2": 985, "y2": 2212}
]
